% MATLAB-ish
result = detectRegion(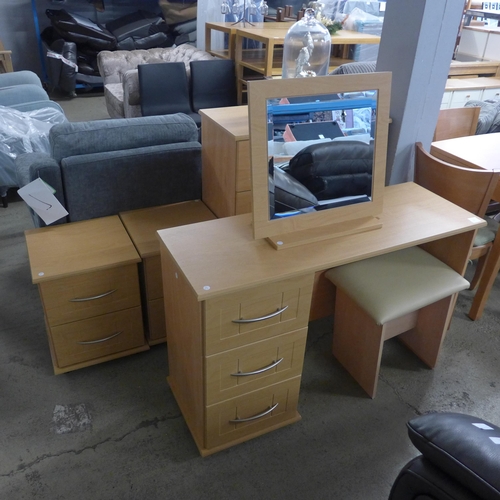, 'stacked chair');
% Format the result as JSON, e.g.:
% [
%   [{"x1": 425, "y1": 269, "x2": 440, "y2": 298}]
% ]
[{"x1": 138, "y1": 58, "x2": 237, "y2": 128}]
